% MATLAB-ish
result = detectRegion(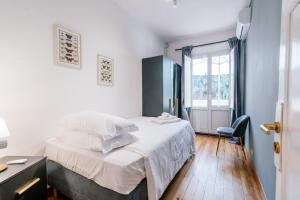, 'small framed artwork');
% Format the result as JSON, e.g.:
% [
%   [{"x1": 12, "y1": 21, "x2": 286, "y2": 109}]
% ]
[
  {"x1": 97, "y1": 55, "x2": 114, "y2": 86},
  {"x1": 54, "y1": 25, "x2": 81, "y2": 69}
]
